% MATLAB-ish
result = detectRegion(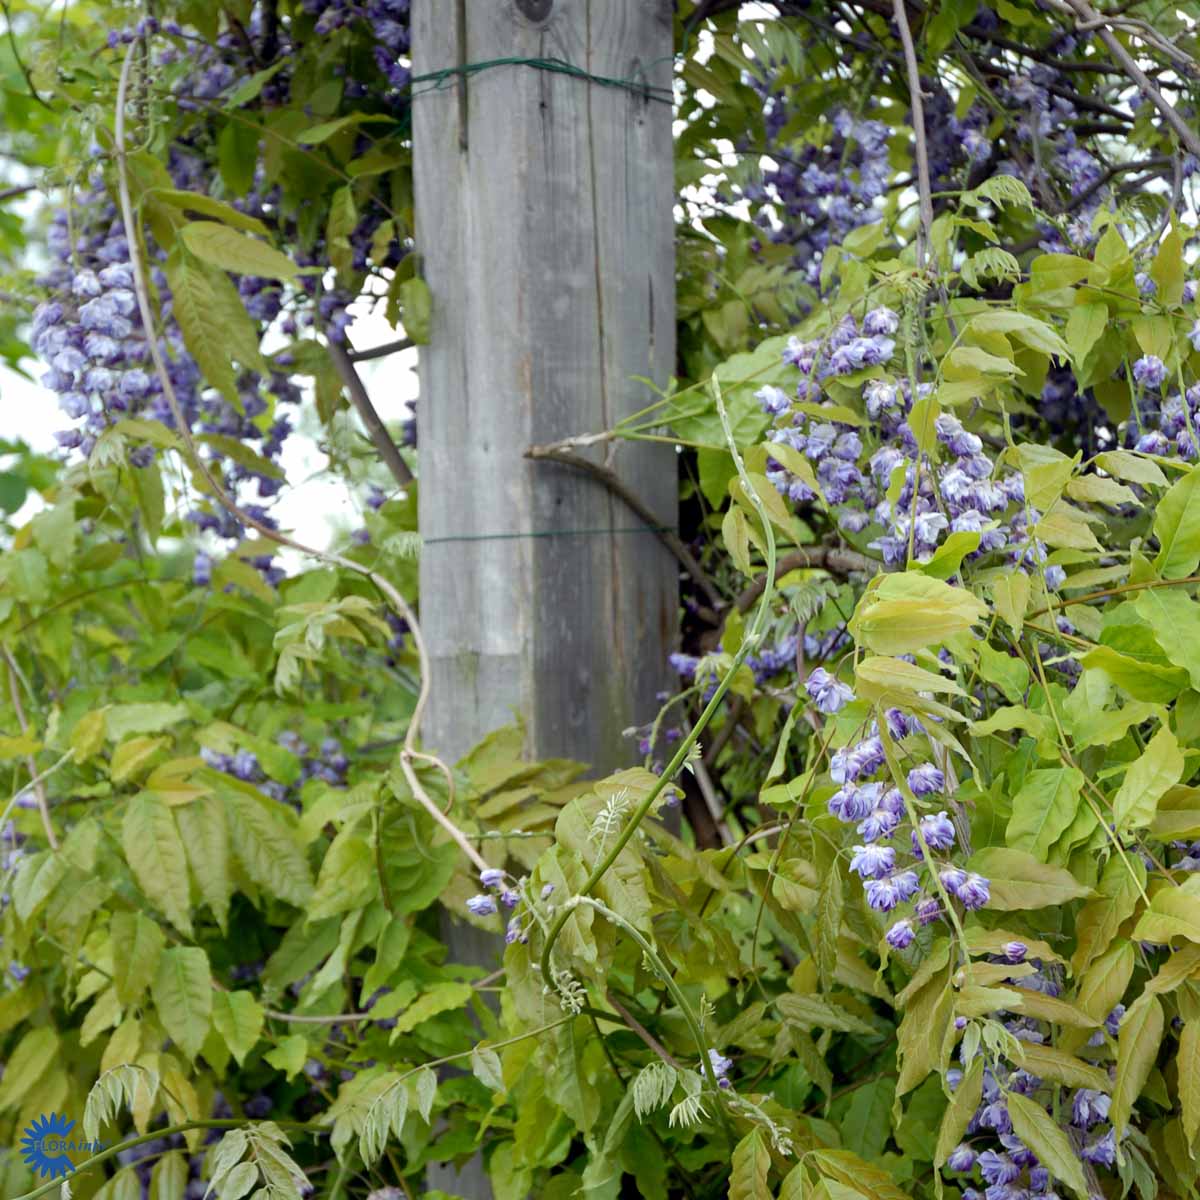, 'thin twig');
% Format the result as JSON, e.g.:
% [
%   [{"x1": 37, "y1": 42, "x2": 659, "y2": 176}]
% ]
[
  {"x1": 328, "y1": 339, "x2": 414, "y2": 486},
  {"x1": 113, "y1": 43, "x2": 486, "y2": 875},
  {"x1": 526, "y1": 443, "x2": 724, "y2": 612},
  {"x1": 733, "y1": 545, "x2": 875, "y2": 615},
  {"x1": 1058, "y1": 0, "x2": 1200, "y2": 160},
  {"x1": 892, "y1": 0, "x2": 934, "y2": 270},
  {"x1": 606, "y1": 992, "x2": 683, "y2": 1069},
  {"x1": 0, "y1": 183, "x2": 37, "y2": 203},
  {"x1": 691, "y1": 759, "x2": 732, "y2": 844},
  {"x1": 2, "y1": 645, "x2": 59, "y2": 850},
  {"x1": 348, "y1": 336, "x2": 414, "y2": 363}
]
